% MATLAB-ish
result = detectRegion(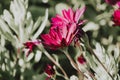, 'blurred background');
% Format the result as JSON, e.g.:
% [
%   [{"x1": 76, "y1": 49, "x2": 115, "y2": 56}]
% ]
[{"x1": 0, "y1": 0, "x2": 120, "y2": 80}]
